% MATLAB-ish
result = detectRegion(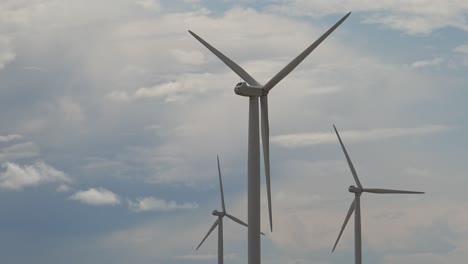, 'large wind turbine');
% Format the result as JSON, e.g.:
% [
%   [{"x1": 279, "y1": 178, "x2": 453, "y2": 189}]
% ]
[
  {"x1": 196, "y1": 156, "x2": 257, "y2": 264},
  {"x1": 189, "y1": 13, "x2": 350, "y2": 264},
  {"x1": 332, "y1": 125, "x2": 424, "y2": 264}
]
